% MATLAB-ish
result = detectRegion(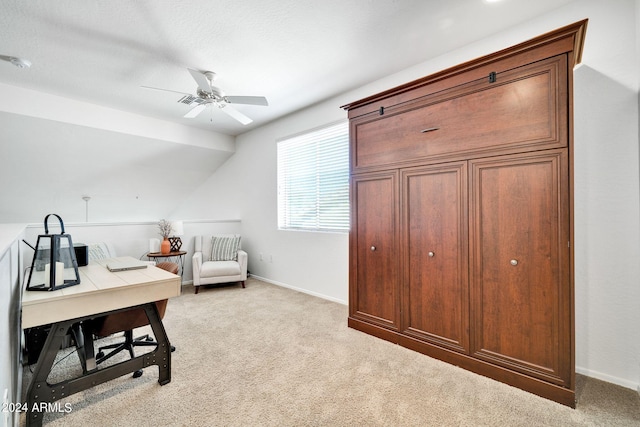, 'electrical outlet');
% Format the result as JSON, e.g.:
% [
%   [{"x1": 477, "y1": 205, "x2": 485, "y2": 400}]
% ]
[{"x1": 259, "y1": 253, "x2": 264, "y2": 261}]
